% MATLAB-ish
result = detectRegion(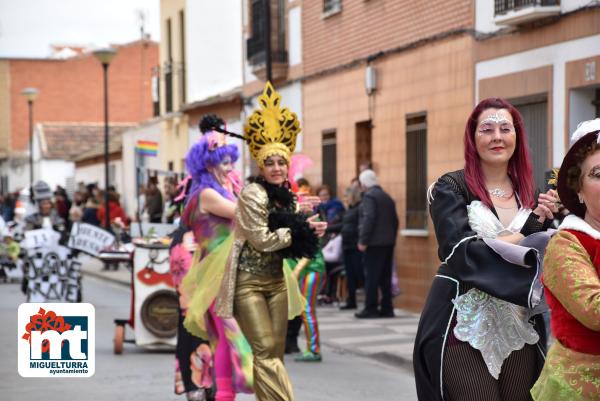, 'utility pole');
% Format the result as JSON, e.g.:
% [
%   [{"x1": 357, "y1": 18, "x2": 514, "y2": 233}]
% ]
[{"x1": 264, "y1": 0, "x2": 272, "y2": 82}]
